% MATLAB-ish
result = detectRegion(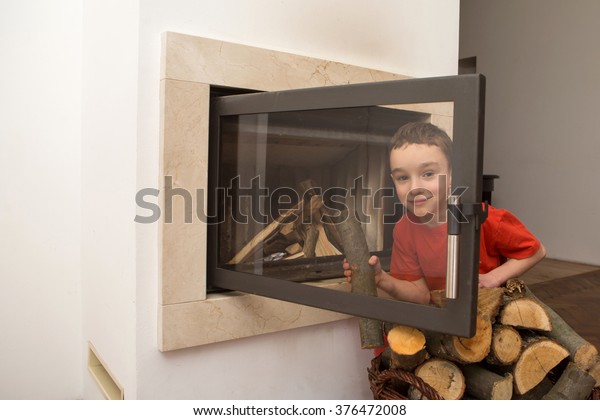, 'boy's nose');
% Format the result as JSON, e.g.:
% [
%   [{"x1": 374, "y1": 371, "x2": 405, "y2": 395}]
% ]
[{"x1": 410, "y1": 177, "x2": 424, "y2": 190}]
